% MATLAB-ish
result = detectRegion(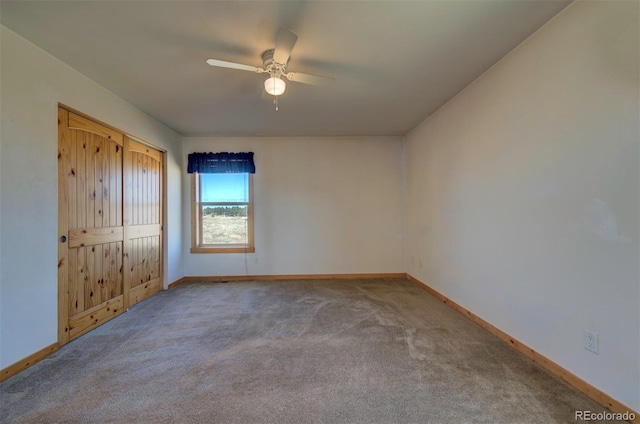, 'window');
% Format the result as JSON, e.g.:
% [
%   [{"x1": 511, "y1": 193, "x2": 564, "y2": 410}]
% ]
[{"x1": 191, "y1": 172, "x2": 254, "y2": 253}]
